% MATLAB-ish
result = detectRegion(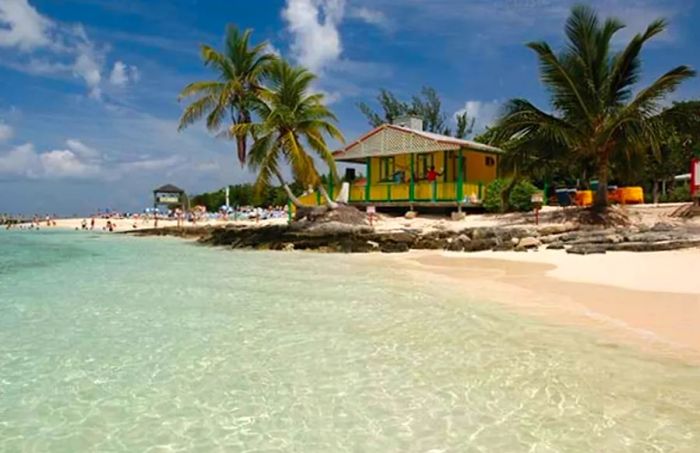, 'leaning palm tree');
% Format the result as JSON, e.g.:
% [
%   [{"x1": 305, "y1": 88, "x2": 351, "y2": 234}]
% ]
[
  {"x1": 237, "y1": 60, "x2": 344, "y2": 208},
  {"x1": 177, "y1": 25, "x2": 276, "y2": 165},
  {"x1": 496, "y1": 5, "x2": 698, "y2": 208}
]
